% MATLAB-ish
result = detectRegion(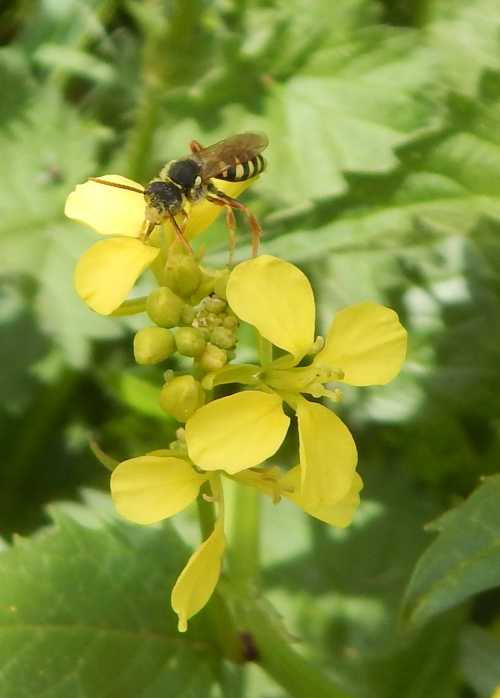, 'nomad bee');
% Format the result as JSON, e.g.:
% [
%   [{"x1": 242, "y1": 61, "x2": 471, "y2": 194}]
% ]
[{"x1": 90, "y1": 132, "x2": 268, "y2": 255}]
